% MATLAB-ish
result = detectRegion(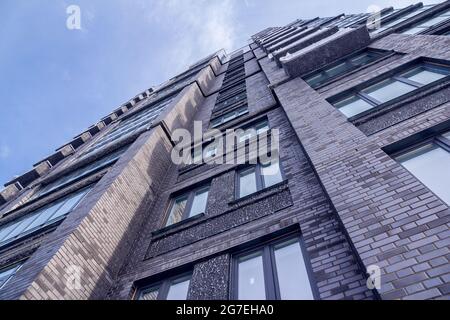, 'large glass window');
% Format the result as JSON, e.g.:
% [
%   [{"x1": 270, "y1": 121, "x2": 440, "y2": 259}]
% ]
[
  {"x1": 0, "y1": 263, "x2": 23, "y2": 290},
  {"x1": 331, "y1": 62, "x2": 450, "y2": 118},
  {"x1": 394, "y1": 131, "x2": 450, "y2": 205},
  {"x1": 234, "y1": 236, "x2": 314, "y2": 300},
  {"x1": 0, "y1": 187, "x2": 91, "y2": 248},
  {"x1": 371, "y1": 5, "x2": 433, "y2": 34},
  {"x1": 237, "y1": 160, "x2": 284, "y2": 199},
  {"x1": 304, "y1": 50, "x2": 387, "y2": 88},
  {"x1": 402, "y1": 9, "x2": 450, "y2": 34},
  {"x1": 138, "y1": 274, "x2": 191, "y2": 300},
  {"x1": 210, "y1": 106, "x2": 248, "y2": 128},
  {"x1": 34, "y1": 146, "x2": 127, "y2": 198},
  {"x1": 81, "y1": 96, "x2": 173, "y2": 158},
  {"x1": 165, "y1": 186, "x2": 210, "y2": 226}
]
